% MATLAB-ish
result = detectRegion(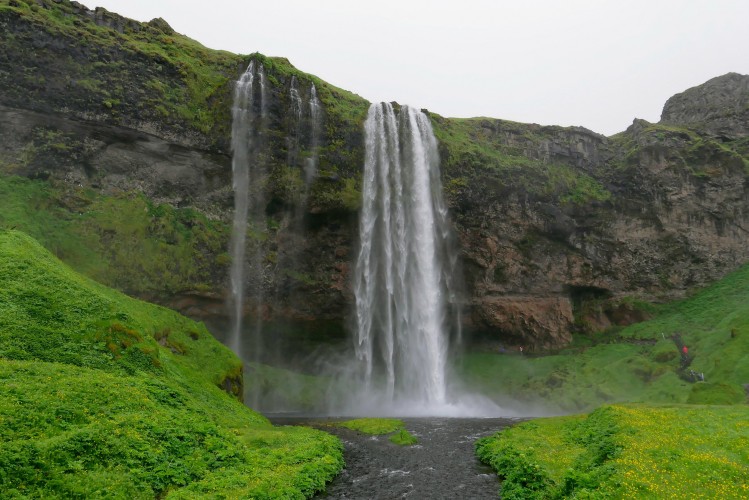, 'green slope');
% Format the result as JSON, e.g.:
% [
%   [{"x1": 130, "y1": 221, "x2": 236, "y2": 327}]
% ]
[
  {"x1": 476, "y1": 404, "x2": 749, "y2": 499},
  {"x1": 459, "y1": 262, "x2": 749, "y2": 413},
  {"x1": 0, "y1": 175, "x2": 231, "y2": 298},
  {"x1": 0, "y1": 230, "x2": 342, "y2": 498}
]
